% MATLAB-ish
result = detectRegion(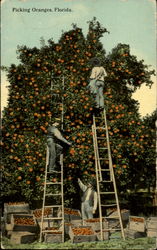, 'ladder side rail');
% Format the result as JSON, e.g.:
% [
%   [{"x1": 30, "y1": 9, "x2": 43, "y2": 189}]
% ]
[
  {"x1": 109, "y1": 157, "x2": 125, "y2": 240},
  {"x1": 93, "y1": 116, "x2": 102, "y2": 182},
  {"x1": 103, "y1": 110, "x2": 125, "y2": 239},
  {"x1": 60, "y1": 153, "x2": 65, "y2": 242},
  {"x1": 61, "y1": 76, "x2": 64, "y2": 131},
  {"x1": 39, "y1": 146, "x2": 49, "y2": 242},
  {"x1": 103, "y1": 109, "x2": 113, "y2": 181},
  {"x1": 92, "y1": 125, "x2": 103, "y2": 241}
]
